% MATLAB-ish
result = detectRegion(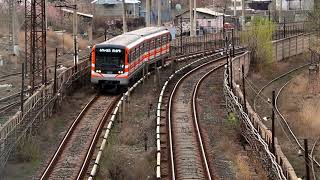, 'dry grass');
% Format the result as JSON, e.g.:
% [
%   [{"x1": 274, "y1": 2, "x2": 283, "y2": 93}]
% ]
[
  {"x1": 281, "y1": 71, "x2": 320, "y2": 138},
  {"x1": 119, "y1": 124, "x2": 139, "y2": 146},
  {"x1": 298, "y1": 99, "x2": 320, "y2": 137},
  {"x1": 17, "y1": 30, "x2": 88, "y2": 52},
  {"x1": 235, "y1": 155, "x2": 254, "y2": 180}
]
